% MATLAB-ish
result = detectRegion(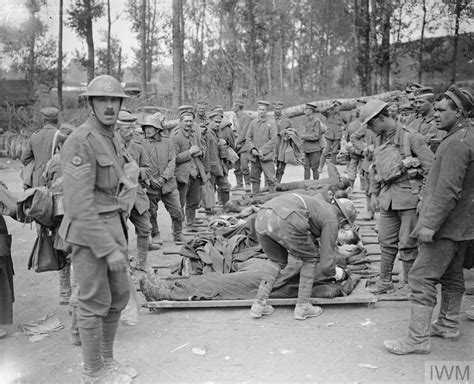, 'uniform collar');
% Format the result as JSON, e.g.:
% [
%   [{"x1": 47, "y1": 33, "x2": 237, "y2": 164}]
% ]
[
  {"x1": 445, "y1": 118, "x2": 469, "y2": 138},
  {"x1": 87, "y1": 115, "x2": 115, "y2": 138}
]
